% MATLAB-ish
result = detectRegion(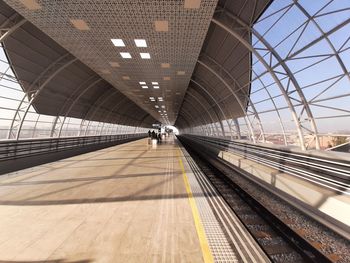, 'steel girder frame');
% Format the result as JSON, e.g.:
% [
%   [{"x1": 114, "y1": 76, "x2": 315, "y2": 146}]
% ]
[
  {"x1": 1, "y1": 19, "x2": 147, "y2": 140},
  {"x1": 104, "y1": 101, "x2": 144, "y2": 135},
  {"x1": 51, "y1": 77, "x2": 103, "y2": 137},
  {"x1": 178, "y1": 109, "x2": 206, "y2": 135},
  {"x1": 97, "y1": 96, "x2": 130, "y2": 135},
  {"x1": 179, "y1": 104, "x2": 217, "y2": 137},
  {"x1": 187, "y1": 88, "x2": 227, "y2": 138},
  {"x1": 133, "y1": 113, "x2": 151, "y2": 134},
  {"x1": 294, "y1": 2, "x2": 350, "y2": 84},
  {"x1": 199, "y1": 54, "x2": 266, "y2": 142},
  {"x1": 196, "y1": 59, "x2": 259, "y2": 143},
  {"x1": 177, "y1": 92, "x2": 213, "y2": 136},
  {"x1": 190, "y1": 78, "x2": 240, "y2": 139},
  {"x1": 0, "y1": 13, "x2": 26, "y2": 42},
  {"x1": 179, "y1": 103, "x2": 214, "y2": 136},
  {"x1": 185, "y1": 89, "x2": 225, "y2": 137},
  {"x1": 7, "y1": 53, "x2": 77, "y2": 140},
  {"x1": 211, "y1": 9, "x2": 321, "y2": 150},
  {"x1": 181, "y1": 97, "x2": 216, "y2": 136},
  {"x1": 78, "y1": 88, "x2": 116, "y2": 136}
]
